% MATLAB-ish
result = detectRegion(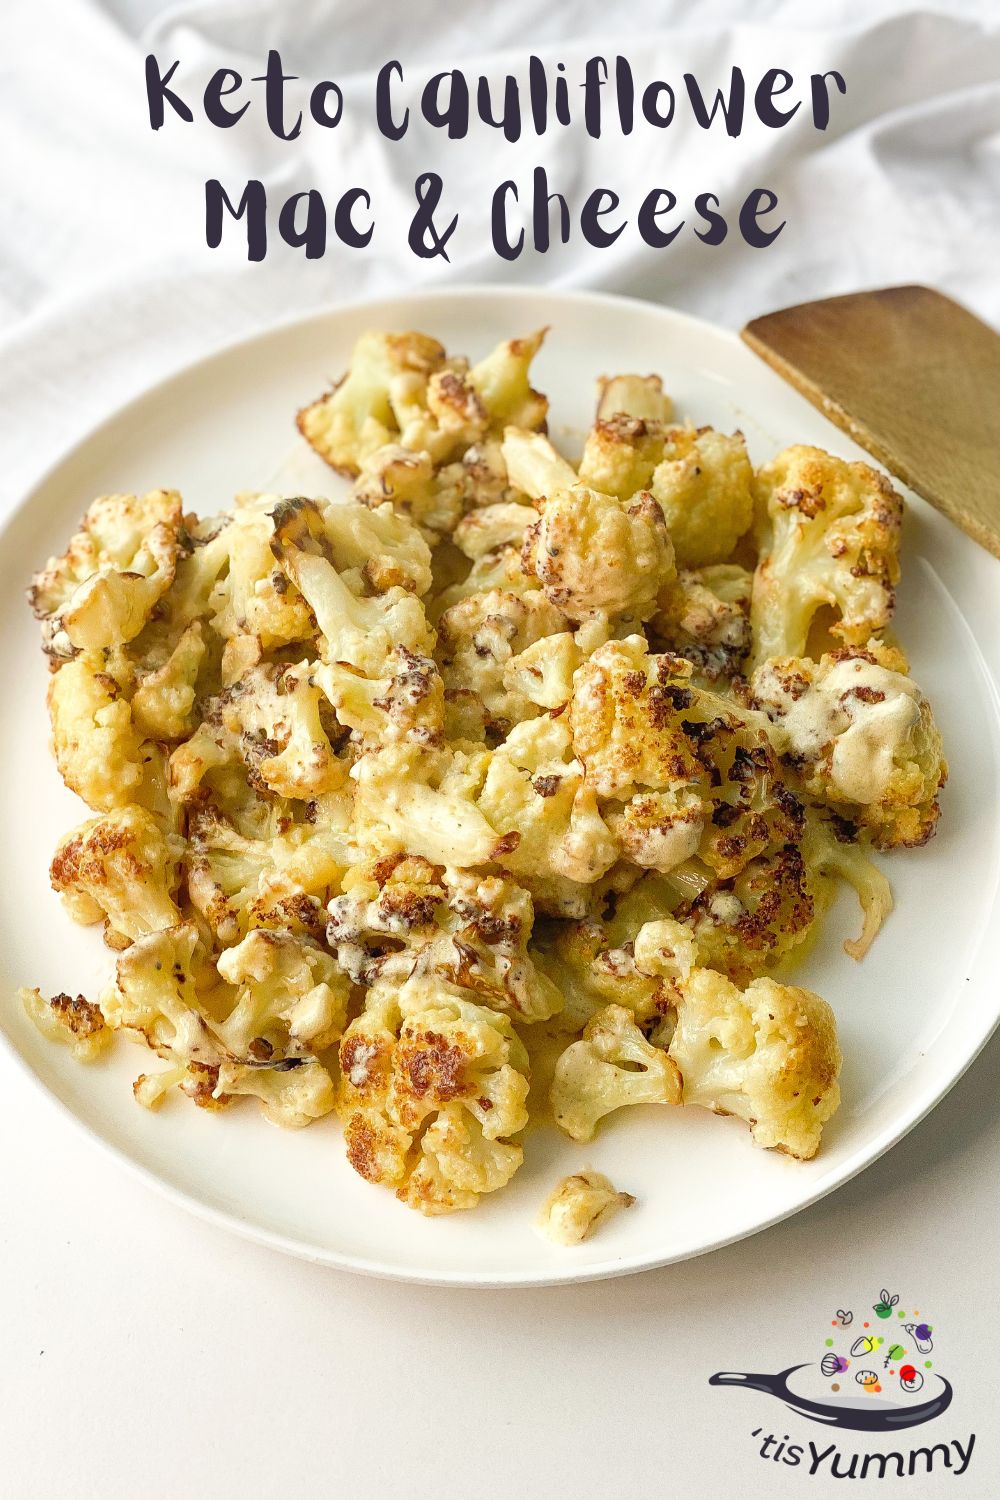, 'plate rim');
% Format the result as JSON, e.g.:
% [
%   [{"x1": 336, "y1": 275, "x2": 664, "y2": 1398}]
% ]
[{"x1": 2, "y1": 280, "x2": 999, "y2": 1288}]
